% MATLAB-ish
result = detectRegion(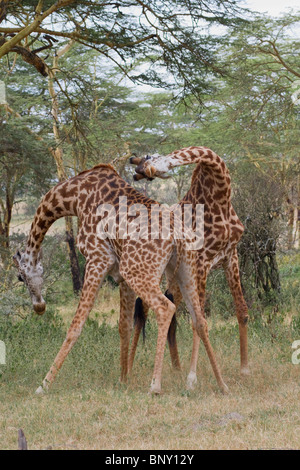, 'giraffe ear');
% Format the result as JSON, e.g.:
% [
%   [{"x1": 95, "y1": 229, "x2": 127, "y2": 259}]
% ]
[{"x1": 129, "y1": 155, "x2": 142, "y2": 165}]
